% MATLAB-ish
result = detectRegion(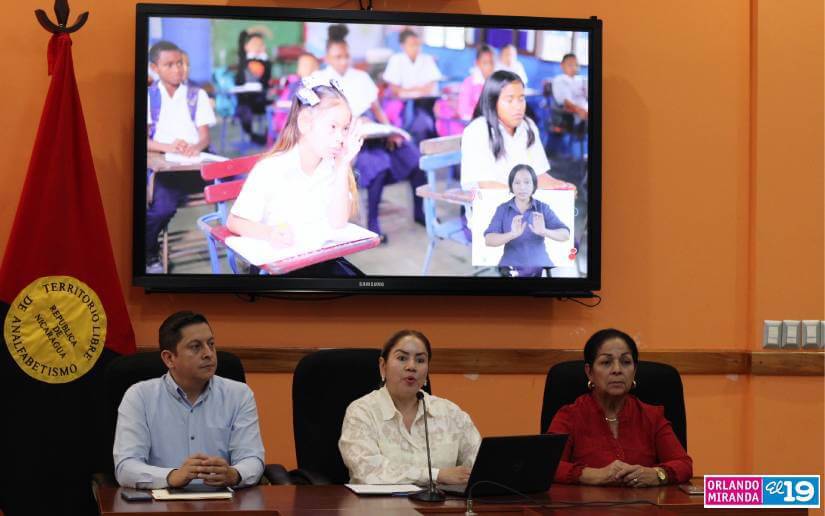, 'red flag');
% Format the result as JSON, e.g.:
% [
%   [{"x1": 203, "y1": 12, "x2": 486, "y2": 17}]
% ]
[{"x1": 0, "y1": 33, "x2": 134, "y2": 362}]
